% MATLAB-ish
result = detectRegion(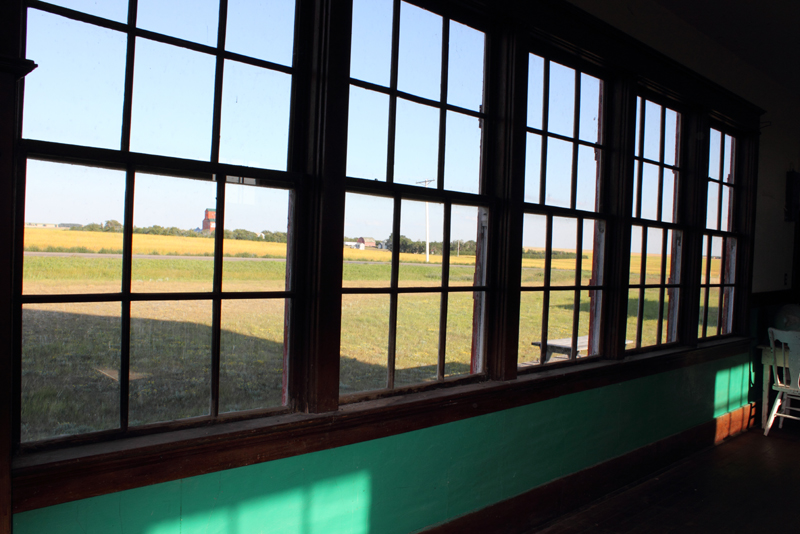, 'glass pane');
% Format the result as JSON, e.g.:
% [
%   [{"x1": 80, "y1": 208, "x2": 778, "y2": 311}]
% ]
[
  {"x1": 640, "y1": 163, "x2": 659, "y2": 221},
  {"x1": 343, "y1": 193, "x2": 393, "y2": 288},
  {"x1": 666, "y1": 230, "x2": 681, "y2": 285},
  {"x1": 226, "y1": 0, "x2": 295, "y2": 66},
  {"x1": 721, "y1": 287, "x2": 735, "y2": 335},
  {"x1": 129, "y1": 300, "x2": 212, "y2": 425},
  {"x1": 632, "y1": 159, "x2": 639, "y2": 218},
  {"x1": 340, "y1": 294, "x2": 389, "y2": 395},
  {"x1": 581, "y1": 219, "x2": 603, "y2": 286},
  {"x1": 700, "y1": 235, "x2": 709, "y2": 285},
  {"x1": 548, "y1": 61, "x2": 575, "y2": 137},
  {"x1": 641, "y1": 287, "x2": 660, "y2": 347},
  {"x1": 445, "y1": 291, "x2": 476, "y2": 377},
  {"x1": 347, "y1": 87, "x2": 390, "y2": 181},
  {"x1": 527, "y1": 54, "x2": 545, "y2": 129},
  {"x1": 137, "y1": 0, "x2": 219, "y2": 47},
  {"x1": 577, "y1": 290, "x2": 601, "y2": 357},
  {"x1": 634, "y1": 96, "x2": 642, "y2": 158},
  {"x1": 447, "y1": 21, "x2": 484, "y2": 111},
  {"x1": 550, "y1": 217, "x2": 577, "y2": 287},
  {"x1": 449, "y1": 205, "x2": 483, "y2": 287},
  {"x1": 524, "y1": 132, "x2": 542, "y2": 204},
  {"x1": 24, "y1": 160, "x2": 126, "y2": 295},
  {"x1": 664, "y1": 108, "x2": 679, "y2": 167},
  {"x1": 521, "y1": 214, "x2": 547, "y2": 287},
  {"x1": 394, "y1": 99, "x2": 439, "y2": 187},
  {"x1": 643, "y1": 100, "x2": 661, "y2": 162},
  {"x1": 720, "y1": 184, "x2": 732, "y2": 232},
  {"x1": 219, "y1": 299, "x2": 285, "y2": 413},
  {"x1": 24, "y1": 11, "x2": 126, "y2": 149},
  {"x1": 708, "y1": 128, "x2": 722, "y2": 180},
  {"x1": 518, "y1": 291, "x2": 544, "y2": 365},
  {"x1": 444, "y1": 111, "x2": 481, "y2": 194},
  {"x1": 710, "y1": 236, "x2": 723, "y2": 283},
  {"x1": 397, "y1": 2, "x2": 442, "y2": 100},
  {"x1": 644, "y1": 227, "x2": 663, "y2": 285},
  {"x1": 22, "y1": 302, "x2": 121, "y2": 442},
  {"x1": 662, "y1": 169, "x2": 677, "y2": 223},
  {"x1": 131, "y1": 173, "x2": 217, "y2": 292},
  {"x1": 546, "y1": 290, "x2": 575, "y2": 363},
  {"x1": 350, "y1": 0, "x2": 393, "y2": 86},
  {"x1": 45, "y1": 0, "x2": 128, "y2": 22},
  {"x1": 706, "y1": 287, "x2": 721, "y2": 335},
  {"x1": 626, "y1": 288, "x2": 640, "y2": 350},
  {"x1": 724, "y1": 237, "x2": 737, "y2": 285},
  {"x1": 395, "y1": 293, "x2": 440, "y2": 387},
  {"x1": 698, "y1": 287, "x2": 707, "y2": 338},
  {"x1": 723, "y1": 135, "x2": 735, "y2": 183},
  {"x1": 222, "y1": 182, "x2": 289, "y2": 292},
  {"x1": 399, "y1": 199, "x2": 443, "y2": 286},
  {"x1": 220, "y1": 60, "x2": 291, "y2": 170},
  {"x1": 579, "y1": 73, "x2": 601, "y2": 144},
  {"x1": 629, "y1": 225, "x2": 643, "y2": 285},
  {"x1": 576, "y1": 145, "x2": 599, "y2": 212},
  {"x1": 706, "y1": 182, "x2": 719, "y2": 230},
  {"x1": 130, "y1": 38, "x2": 216, "y2": 161},
  {"x1": 663, "y1": 287, "x2": 679, "y2": 343},
  {"x1": 544, "y1": 137, "x2": 572, "y2": 208}
]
